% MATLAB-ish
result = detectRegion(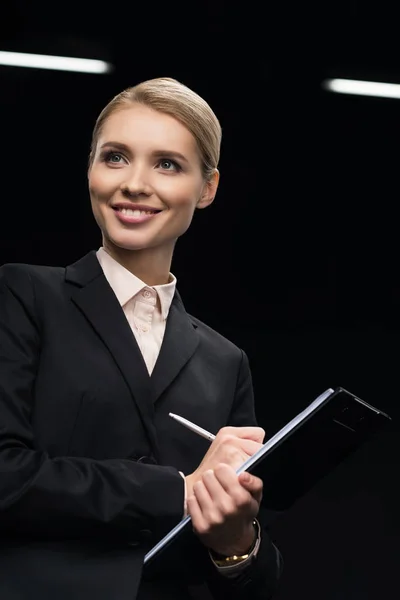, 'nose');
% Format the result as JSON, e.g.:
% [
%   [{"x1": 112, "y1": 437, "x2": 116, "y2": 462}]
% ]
[{"x1": 120, "y1": 163, "x2": 152, "y2": 197}]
